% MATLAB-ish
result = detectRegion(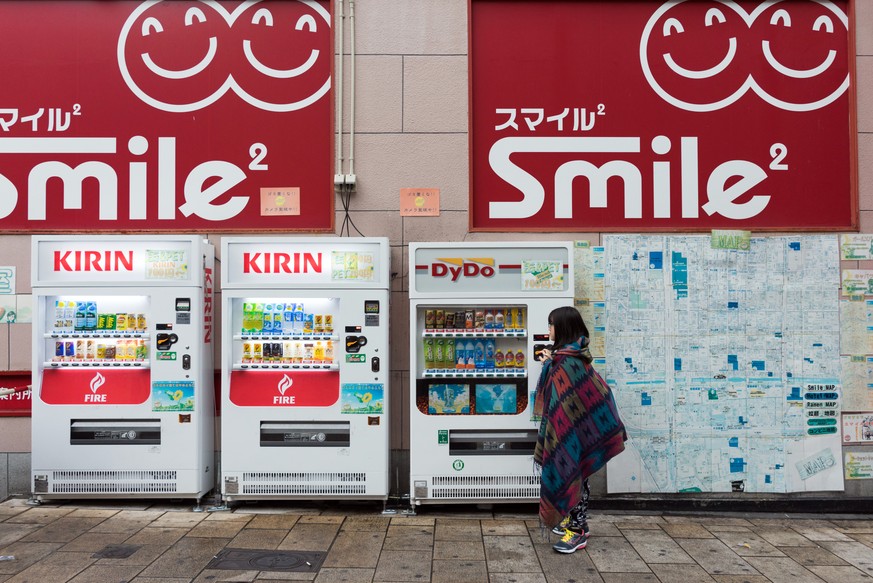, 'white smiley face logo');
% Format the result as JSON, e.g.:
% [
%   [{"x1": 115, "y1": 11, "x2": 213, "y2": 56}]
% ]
[
  {"x1": 762, "y1": 8, "x2": 835, "y2": 79},
  {"x1": 243, "y1": 7, "x2": 320, "y2": 79},
  {"x1": 661, "y1": 7, "x2": 737, "y2": 80},
  {"x1": 140, "y1": 6, "x2": 218, "y2": 79}
]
